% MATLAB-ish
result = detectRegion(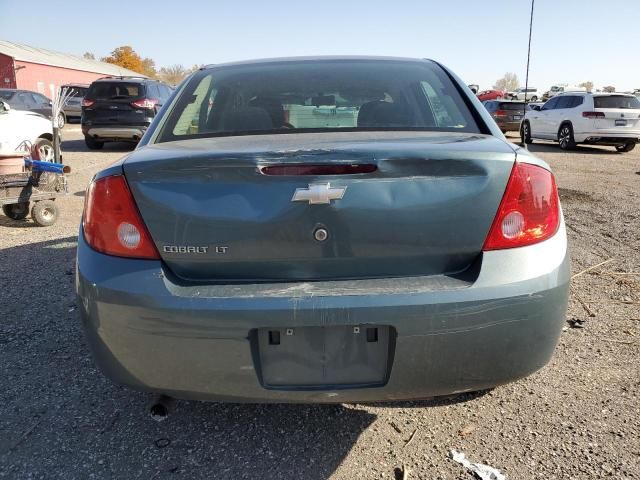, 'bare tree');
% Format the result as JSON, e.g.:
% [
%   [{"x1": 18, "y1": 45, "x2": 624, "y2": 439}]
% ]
[
  {"x1": 493, "y1": 73, "x2": 520, "y2": 92},
  {"x1": 603, "y1": 85, "x2": 616, "y2": 93},
  {"x1": 579, "y1": 81, "x2": 594, "y2": 92},
  {"x1": 158, "y1": 64, "x2": 190, "y2": 86},
  {"x1": 83, "y1": 52, "x2": 95, "y2": 60}
]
